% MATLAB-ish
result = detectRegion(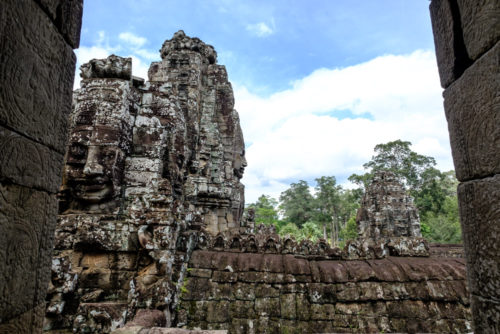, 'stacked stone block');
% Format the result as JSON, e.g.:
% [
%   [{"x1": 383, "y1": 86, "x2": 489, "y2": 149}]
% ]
[
  {"x1": 430, "y1": 1, "x2": 500, "y2": 331},
  {"x1": 178, "y1": 250, "x2": 471, "y2": 333},
  {"x1": 356, "y1": 171, "x2": 421, "y2": 240},
  {"x1": 0, "y1": 1, "x2": 82, "y2": 332}
]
